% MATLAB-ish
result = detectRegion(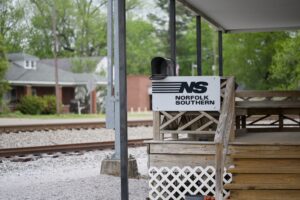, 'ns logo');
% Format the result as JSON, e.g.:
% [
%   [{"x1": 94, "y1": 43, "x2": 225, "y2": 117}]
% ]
[{"x1": 179, "y1": 81, "x2": 208, "y2": 93}]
